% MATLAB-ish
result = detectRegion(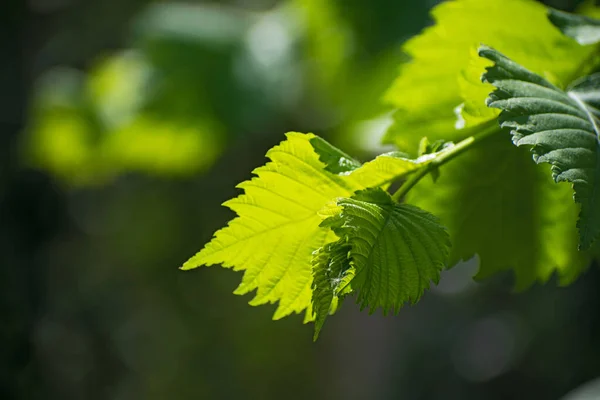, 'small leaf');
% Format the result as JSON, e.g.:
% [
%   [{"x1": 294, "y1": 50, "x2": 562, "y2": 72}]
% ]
[
  {"x1": 418, "y1": 137, "x2": 453, "y2": 182},
  {"x1": 320, "y1": 188, "x2": 450, "y2": 315},
  {"x1": 548, "y1": 9, "x2": 600, "y2": 45},
  {"x1": 480, "y1": 45, "x2": 600, "y2": 249},
  {"x1": 343, "y1": 152, "x2": 422, "y2": 188},
  {"x1": 311, "y1": 241, "x2": 354, "y2": 340},
  {"x1": 418, "y1": 137, "x2": 452, "y2": 156},
  {"x1": 311, "y1": 135, "x2": 424, "y2": 188},
  {"x1": 309, "y1": 136, "x2": 361, "y2": 174}
]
